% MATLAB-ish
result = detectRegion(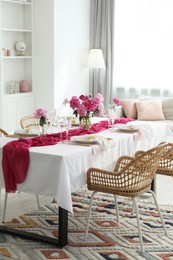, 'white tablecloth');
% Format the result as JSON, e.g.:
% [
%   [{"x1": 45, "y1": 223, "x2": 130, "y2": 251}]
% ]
[{"x1": 0, "y1": 121, "x2": 172, "y2": 213}]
